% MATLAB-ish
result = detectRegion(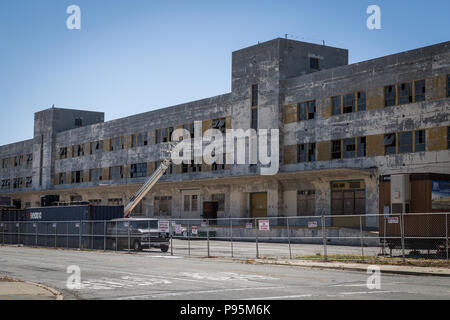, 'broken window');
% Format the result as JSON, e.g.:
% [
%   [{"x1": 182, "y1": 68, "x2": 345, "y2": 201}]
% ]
[
  {"x1": 90, "y1": 141, "x2": 103, "y2": 154},
  {"x1": 297, "y1": 144, "x2": 306, "y2": 163},
  {"x1": 384, "y1": 133, "x2": 396, "y2": 154},
  {"x1": 1, "y1": 179, "x2": 10, "y2": 190},
  {"x1": 2, "y1": 158, "x2": 9, "y2": 169},
  {"x1": 110, "y1": 137, "x2": 124, "y2": 151},
  {"x1": 343, "y1": 93, "x2": 355, "y2": 113},
  {"x1": 59, "y1": 147, "x2": 68, "y2": 159},
  {"x1": 132, "y1": 133, "x2": 148, "y2": 147},
  {"x1": 414, "y1": 80, "x2": 425, "y2": 102},
  {"x1": 415, "y1": 130, "x2": 426, "y2": 152},
  {"x1": 189, "y1": 160, "x2": 202, "y2": 173},
  {"x1": 14, "y1": 155, "x2": 23, "y2": 167},
  {"x1": 212, "y1": 118, "x2": 226, "y2": 134},
  {"x1": 343, "y1": 138, "x2": 356, "y2": 158},
  {"x1": 58, "y1": 173, "x2": 66, "y2": 185},
  {"x1": 13, "y1": 178, "x2": 23, "y2": 189},
  {"x1": 130, "y1": 163, "x2": 147, "y2": 178},
  {"x1": 109, "y1": 166, "x2": 123, "y2": 180},
  {"x1": 308, "y1": 143, "x2": 316, "y2": 162},
  {"x1": 384, "y1": 85, "x2": 396, "y2": 107},
  {"x1": 331, "y1": 96, "x2": 341, "y2": 115},
  {"x1": 298, "y1": 100, "x2": 315, "y2": 121},
  {"x1": 72, "y1": 144, "x2": 84, "y2": 157},
  {"x1": 26, "y1": 154, "x2": 33, "y2": 165},
  {"x1": 447, "y1": 75, "x2": 450, "y2": 98},
  {"x1": 398, "y1": 82, "x2": 412, "y2": 105},
  {"x1": 357, "y1": 137, "x2": 366, "y2": 157},
  {"x1": 89, "y1": 168, "x2": 102, "y2": 182},
  {"x1": 211, "y1": 194, "x2": 225, "y2": 211},
  {"x1": 357, "y1": 91, "x2": 366, "y2": 111},
  {"x1": 398, "y1": 131, "x2": 413, "y2": 153},
  {"x1": 75, "y1": 118, "x2": 83, "y2": 127},
  {"x1": 184, "y1": 123, "x2": 195, "y2": 139},
  {"x1": 297, "y1": 190, "x2": 315, "y2": 216},
  {"x1": 25, "y1": 177, "x2": 32, "y2": 188},
  {"x1": 310, "y1": 57, "x2": 320, "y2": 71},
  {"x1": 331, "y1": 140, "x2": 341, "y2": 159},
  {"x1": 251, "y1": 84, "x2": 258, "y2": 107},
  {"x1": 71, "y1": 170, "x2": 83, "y2": 183}
]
